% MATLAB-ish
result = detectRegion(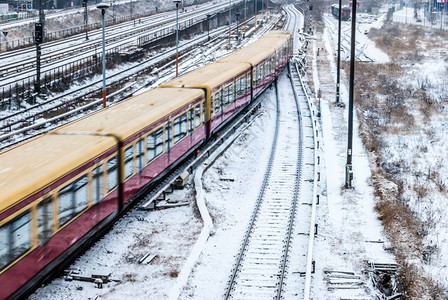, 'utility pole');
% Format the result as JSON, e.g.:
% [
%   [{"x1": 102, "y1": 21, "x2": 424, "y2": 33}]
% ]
[
  {"x1": 346, "y1": 0, "x2": 357, "y2": 188},
  {"x1": 243, "y1": 0, "x2": 246, "y2": 38},
  {"x1": 254, "y1": 0, "x2": 257, "y2": 26},
  {"x1": 39, "y1": 0, "x2": 45, "y2": 36},
  {"x1": 236, "y1": 12, "x2": 240, "y2": 41},
  {"x1": 174, "y1": 0, "x2": 181, "y2": 76},
  {"x1": 83, "y1": 0, "x2": 89, "y2": 40},
  {"x1": 336, "y1": 0, "x2": 342, "y2": 103},
  {"x1": 228, "y1": 0, "x2": 231, "y2": 45},
  {"x1": 34, "y1": 23, "x2": 43, "y2": 97}
]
